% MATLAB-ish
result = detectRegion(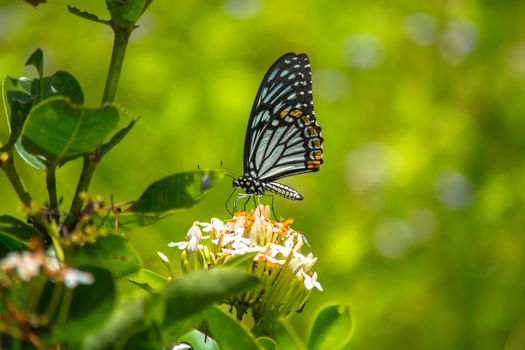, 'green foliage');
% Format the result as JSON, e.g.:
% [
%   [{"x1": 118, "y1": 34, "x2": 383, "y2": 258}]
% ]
[
  {"x1": 81, "y1": 269, "x2": 259, "y2": 349},
  {"x1": 65, "y1": 235, "x2": 142, "y2": 278},
  {"x1": 0, "y1": 215, "x2": 43, "y2": 256},
  {"x1": 308, "y1": 305, "x2": 353, "y2": 350},
  {"x1": 129, "y1": 169, "x2": 225, "y2": 213},
  {"x1": 21, "y1": 98, "x2": 119, "y2": 165},
  {"x1": 203, "y1": 306, "x2": 261, "y2": 350},
  {"x1": 54, "y1": 266, "x2": 116, "y2": 343}
]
